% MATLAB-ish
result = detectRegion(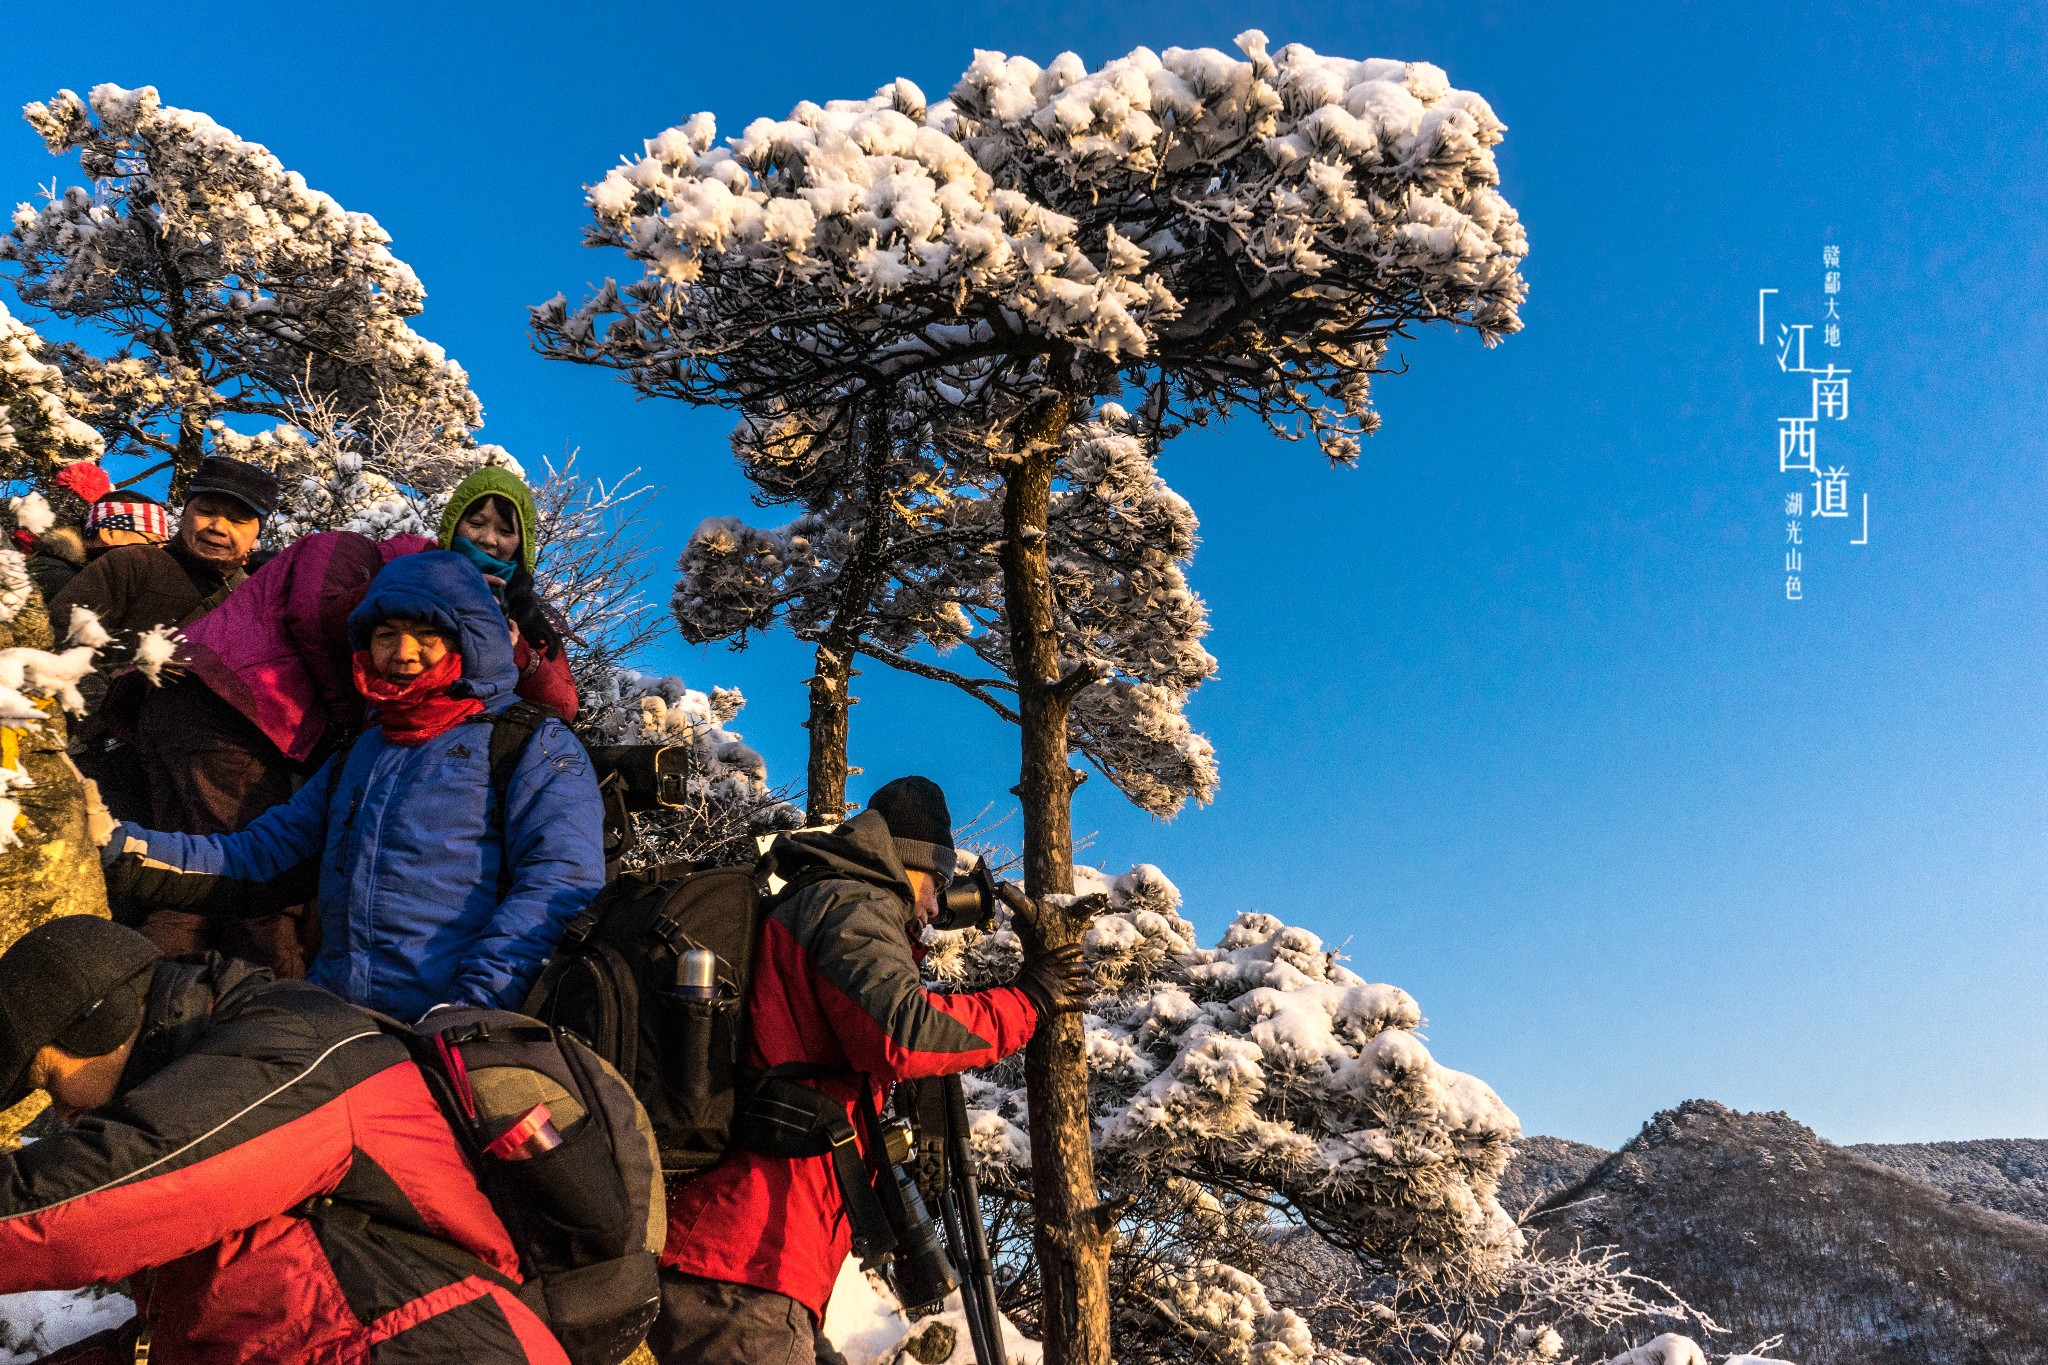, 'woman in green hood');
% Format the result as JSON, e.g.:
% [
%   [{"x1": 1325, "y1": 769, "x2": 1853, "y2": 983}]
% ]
[{"x1": 437, "y1": 467, "x2": 579, "y2": 720}]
